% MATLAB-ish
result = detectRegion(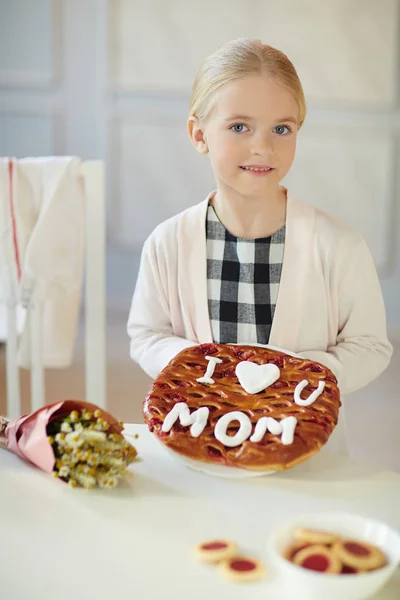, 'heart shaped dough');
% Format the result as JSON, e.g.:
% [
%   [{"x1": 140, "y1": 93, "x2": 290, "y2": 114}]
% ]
[{"x1": 236, "y1": 361, "x2": 281, "y2": 394}]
